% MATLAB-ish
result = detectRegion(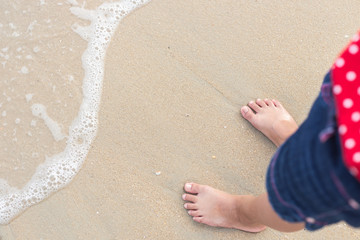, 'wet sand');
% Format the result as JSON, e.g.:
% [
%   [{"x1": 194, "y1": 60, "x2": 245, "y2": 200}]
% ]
[{"x1": 1, "y1": 0, "x2": 360, "y2": 239}]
